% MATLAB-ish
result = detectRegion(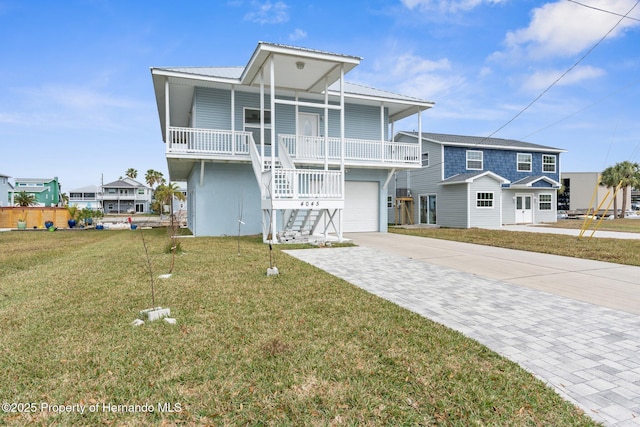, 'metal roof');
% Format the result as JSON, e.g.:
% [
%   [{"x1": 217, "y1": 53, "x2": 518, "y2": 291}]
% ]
[{"x1": 399, "y1": 132, "x2": 565, "y2": 153}]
